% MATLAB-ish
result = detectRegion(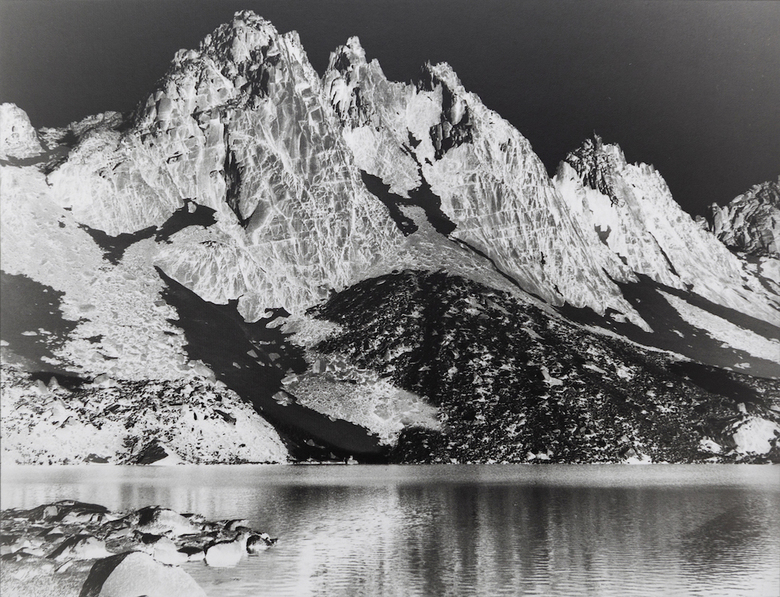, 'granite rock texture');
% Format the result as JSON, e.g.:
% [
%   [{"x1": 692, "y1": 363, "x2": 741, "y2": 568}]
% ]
[
  {"x1": 706, "y1": 178, "x2": 780, "y2": 257},
  {"x1": 0, "y1": 103, "x2": 44, "y2": 160},
  {"x1": 44, "y1": 12, "x2": 405, "y2": 323},
  {"x1": 323, "y1": 40, "x2": 645, "y2": 326},
  {"x1": 1, "y1": 11, "x2": 779, "y2": 466},
  {"x1": 554, "y1": 137, "x2": 779, "y2": 325}
]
